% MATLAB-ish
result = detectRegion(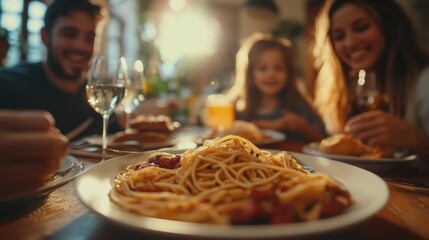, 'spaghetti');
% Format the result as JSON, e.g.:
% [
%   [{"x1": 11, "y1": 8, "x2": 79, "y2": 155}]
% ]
[{"x1": 109, "y1": 135, "x2": 352, "y2": 224}]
